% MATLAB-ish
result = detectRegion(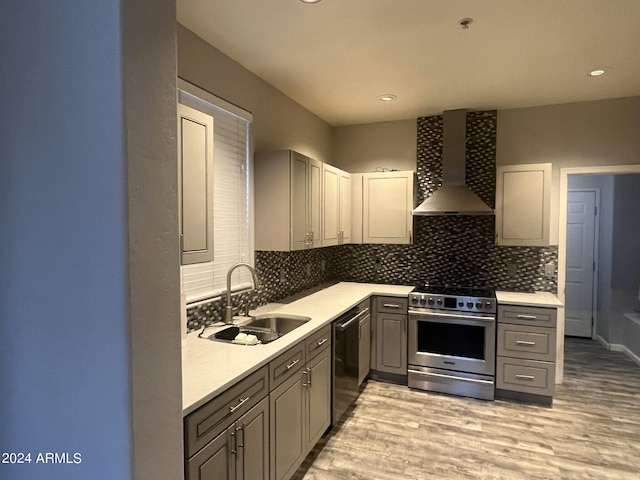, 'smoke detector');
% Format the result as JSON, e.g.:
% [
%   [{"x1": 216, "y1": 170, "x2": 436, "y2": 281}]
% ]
[{"x1": 459, "y1": 18, "x2": 473, "y2": 29}]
